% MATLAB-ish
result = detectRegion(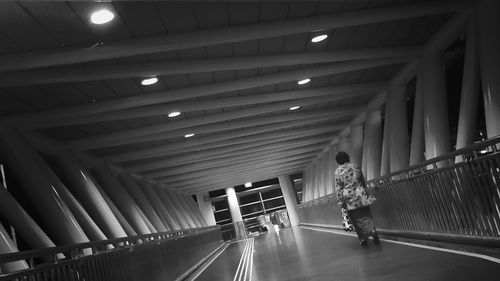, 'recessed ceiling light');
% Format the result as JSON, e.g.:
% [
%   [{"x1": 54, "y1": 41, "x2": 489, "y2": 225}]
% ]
[
  {"x1": 289, "y1": 106, "x2": 300, "y2": 111},
  {"x1": 90, "y1": 9, "x2": 114, "y2": 25},
  {"x1": 141, "y1": 77, "x2": 158, "y2": 86},
  {"x1": 298, "y1": 78, "x2": 311, "y2": 85},
  {"x1": 184, "y1": 133, "x2": 195, "y2": 138},
  {"x1": 311, "y1": 34, "x2": 328, "y2": 43},
  {"x1": 244, "y1": 182, "x2": 252, "y2": 188},
  {"x1": 168, "y1": 111, "x2": 181, "y2": 118}
]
